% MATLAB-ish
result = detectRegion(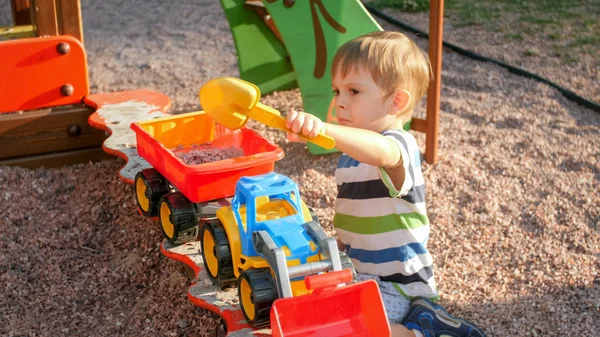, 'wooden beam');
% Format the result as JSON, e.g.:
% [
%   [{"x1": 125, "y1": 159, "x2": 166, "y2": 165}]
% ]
[
  {"x1": 56, "y1": 0, "x2": 83, "y2": 43},
  {"x1": 425, "y1": 0, "x2": 444, "y2": 164},
  {"x1": 0, "y1": 147, "x2": 112, "y2": 169},
  {"x1": 410, "y1": 118, "x2": 427, "y2": 133},
  {"x1": 0, "y1": 104, "x2": 106, "y2": 159},
  {"x1": 11, "y1": 0, "x2": 32, "y2": 25},
  {"x1": 30, "y1": 0, "x2": 59, "y2": 37}
]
